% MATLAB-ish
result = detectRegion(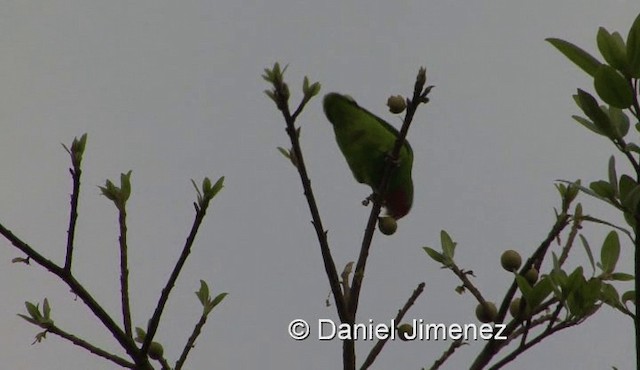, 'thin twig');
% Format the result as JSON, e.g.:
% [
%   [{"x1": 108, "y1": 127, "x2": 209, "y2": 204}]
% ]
[
  {"x1": 142, "y1": 201, "x2": 211, "y2": 355},
  {"x1": 64, "y1": 162, "x2": 82, "y2": 271},
  {"x1": 47, "y1": 325, "x2": 135, "y2": 368},
  {"x1": 428, "y1": 339, "x2": 465, "y2": 370},
  {"x1": 118, "y1": 205, "x2": 133, "y2": 338},
  {"x1": 360, "y1": 282, "x2": 426, "y2": 370},
  {"x1": 175, "y1": 308, "x2": 209, "y2": 370}
]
